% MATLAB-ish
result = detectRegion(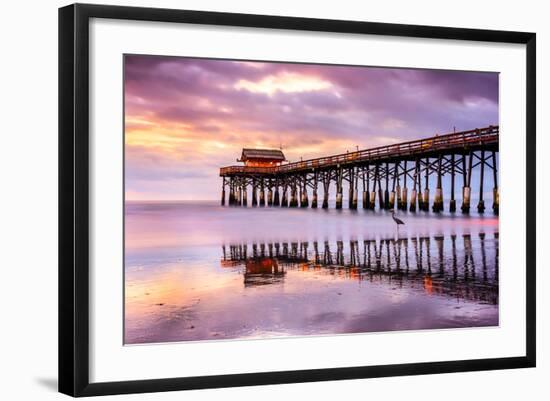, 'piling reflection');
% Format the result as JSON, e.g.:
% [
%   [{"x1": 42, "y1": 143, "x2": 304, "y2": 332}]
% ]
[{"x1": 222, "y1": 233, "x2": 498, "y2": 304}]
